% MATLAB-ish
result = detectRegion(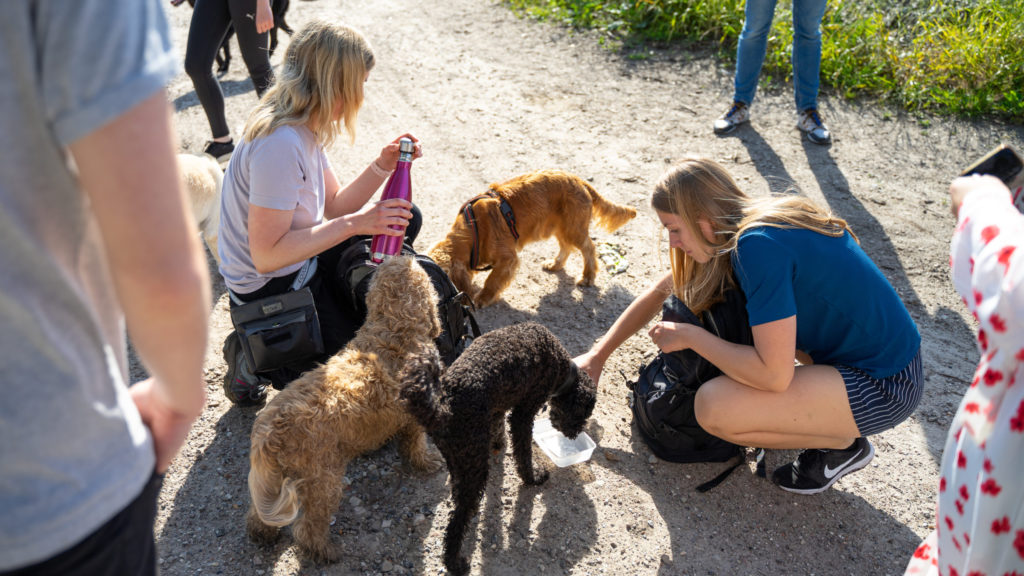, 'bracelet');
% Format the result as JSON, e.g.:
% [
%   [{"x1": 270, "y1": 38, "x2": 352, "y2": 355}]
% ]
[{"x1": 369, "y1": 160, "x2": 392, "y2": 179}]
